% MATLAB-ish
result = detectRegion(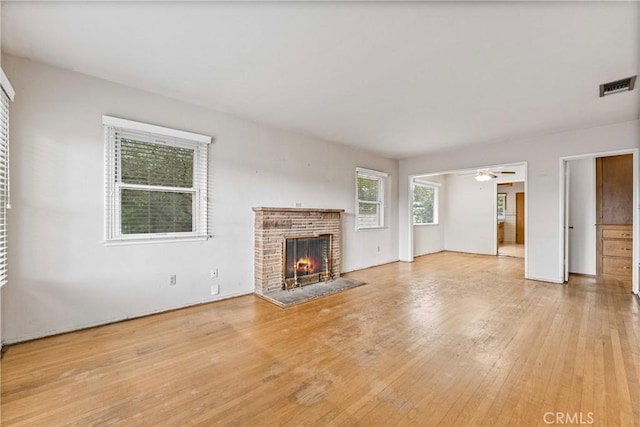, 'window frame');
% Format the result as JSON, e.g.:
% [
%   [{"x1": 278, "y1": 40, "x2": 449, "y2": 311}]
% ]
[
  {"x1": 355, "y1": 167, "x2": 388, "y2": 231},
  {"x1": 497, "y1": 193, "x2": 507, "y2": 221},
  {"x1": 103, "y1": 116, "x2": 211, "y2": 245},
  {"x1": 412, "y1": 180, "x2": 440, "y2": 226}
]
